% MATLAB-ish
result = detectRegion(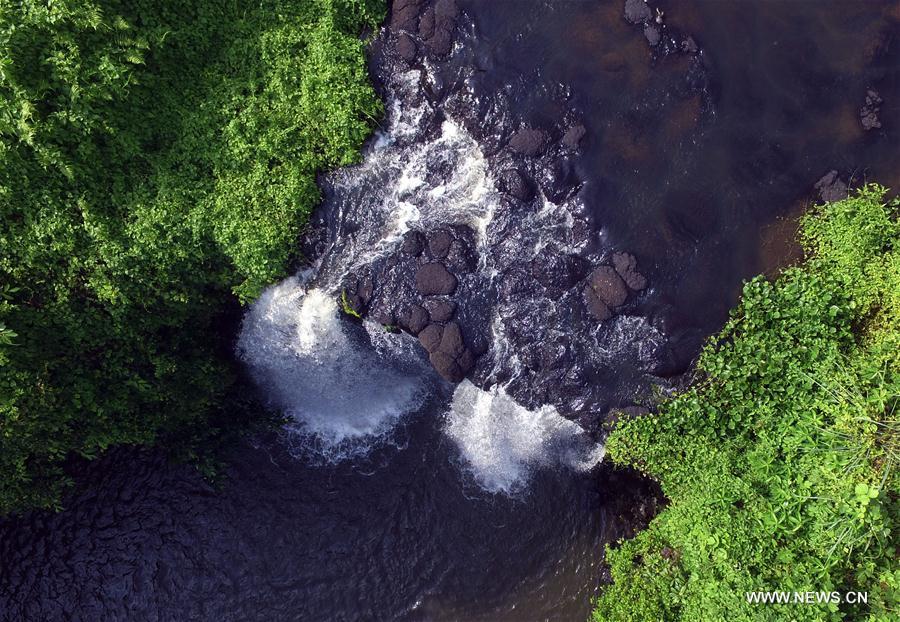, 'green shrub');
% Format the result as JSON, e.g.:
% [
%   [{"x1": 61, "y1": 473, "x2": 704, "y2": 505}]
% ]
[
  {"x1": 594, "y1": 185, "x2": 900, "y2": 621},
  {"x1": 0, "y1": 0, "x2": 385, "y2": 513}
]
